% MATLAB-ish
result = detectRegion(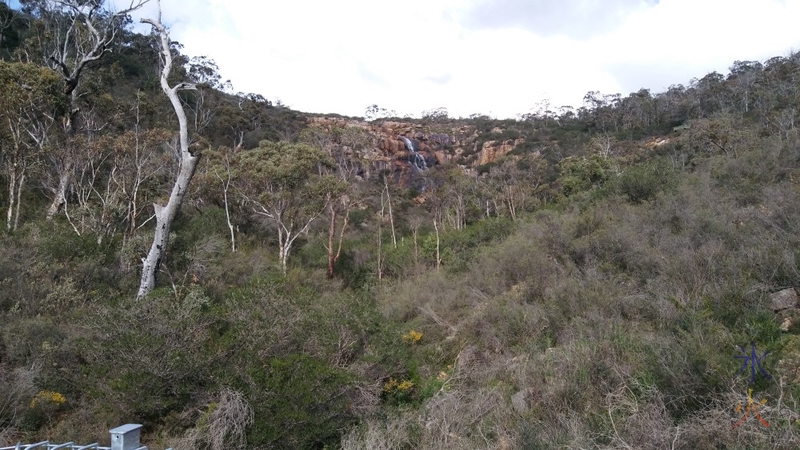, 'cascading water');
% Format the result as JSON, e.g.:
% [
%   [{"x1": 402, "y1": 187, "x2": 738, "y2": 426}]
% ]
[{"x1": 399, "y1": 136, "x2": 429, "y2": 171}]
